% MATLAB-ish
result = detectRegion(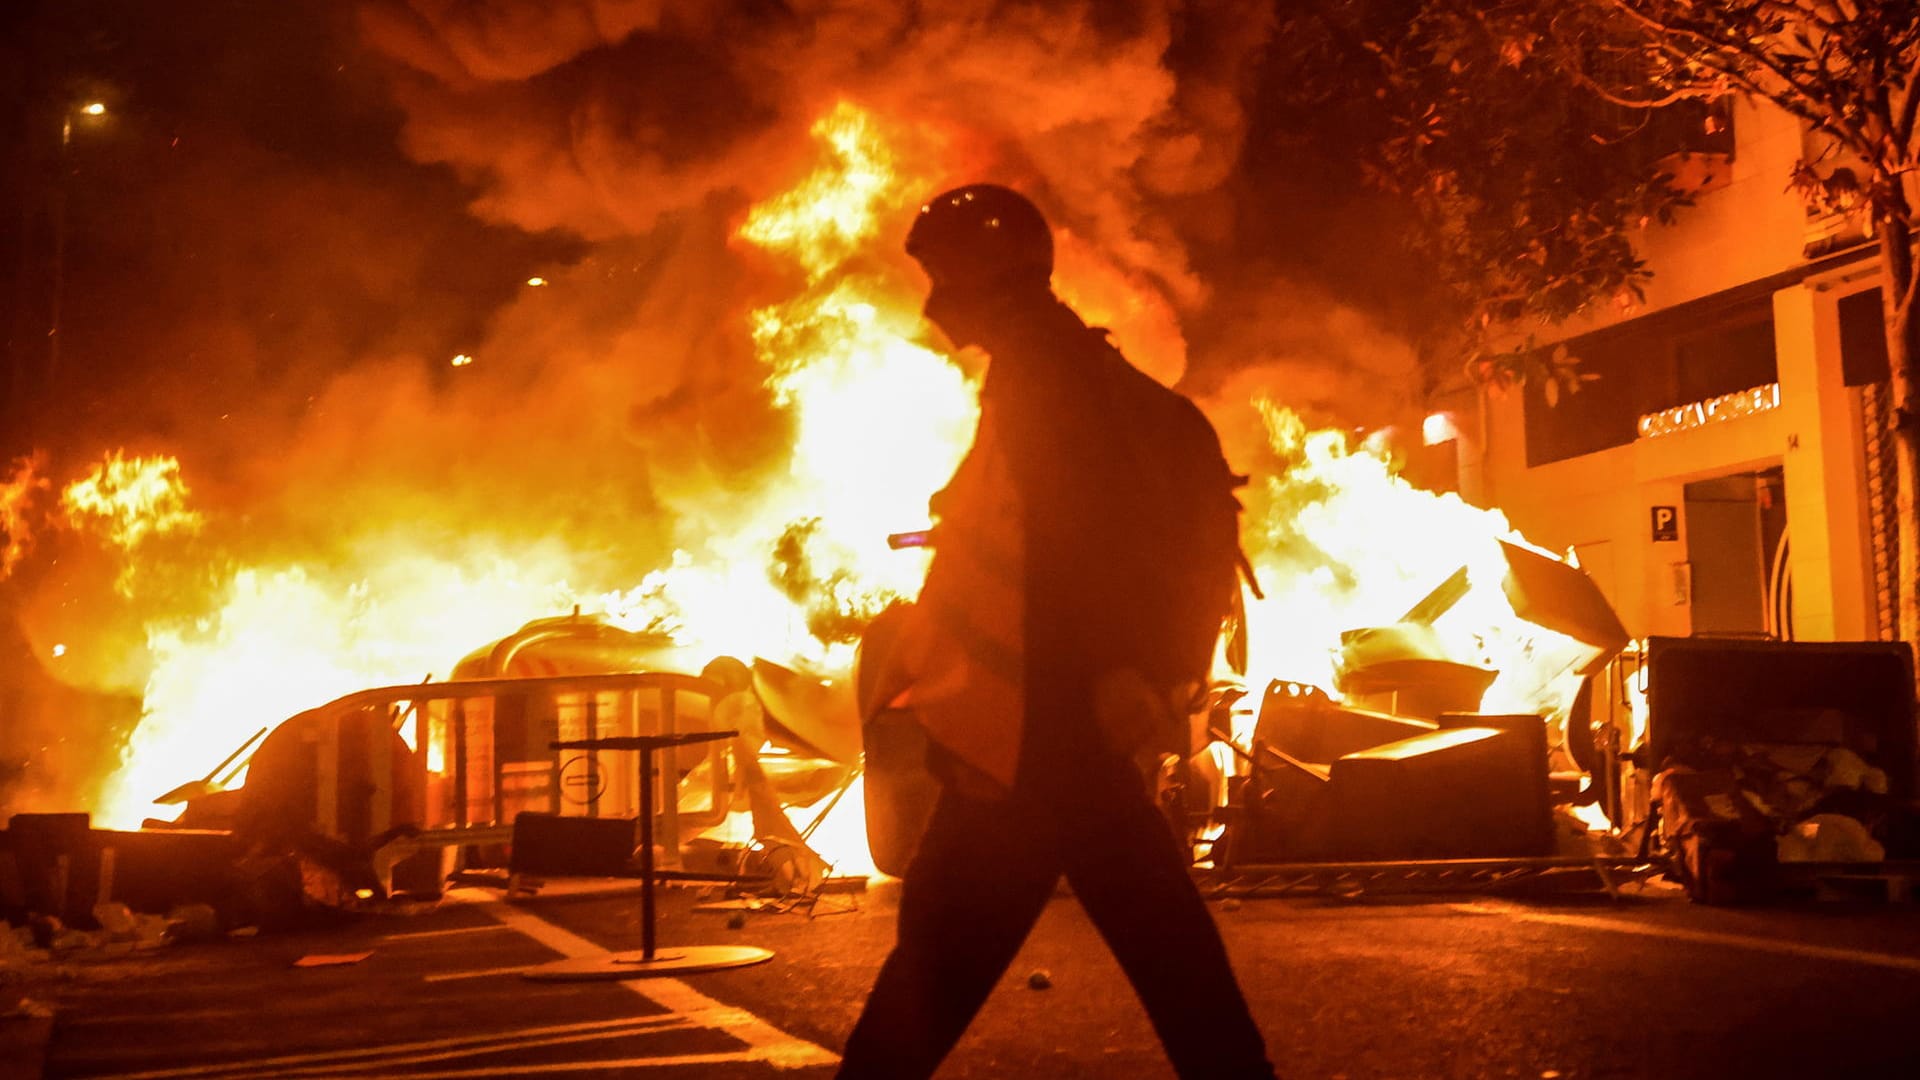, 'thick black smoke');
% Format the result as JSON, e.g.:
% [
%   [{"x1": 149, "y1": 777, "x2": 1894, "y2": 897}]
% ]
[{"x1": 1, "y1": 0, "x2": 1433, "y2": 817}]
